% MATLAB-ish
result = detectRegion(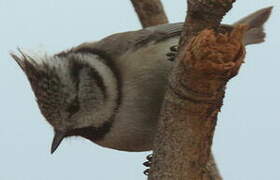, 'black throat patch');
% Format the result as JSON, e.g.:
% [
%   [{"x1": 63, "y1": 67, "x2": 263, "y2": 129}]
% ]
[{"x1": 66, "y1": 121, "x2": 112, "y2": 142}]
